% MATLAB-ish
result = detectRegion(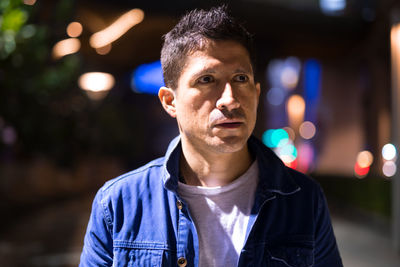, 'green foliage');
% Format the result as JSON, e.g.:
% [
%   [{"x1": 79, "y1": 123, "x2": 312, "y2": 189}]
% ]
[
  {"x1": 0, "y1": 0, "x2": 87, "y2": 164},
  {"x1": 315, "y1": 175, "x2": 391, "y2": 218},
  {"x1": 0, "y1": 0, "x2": 165, "y2": 166},
  {"x1": 1, "y1": 8, "x2": 28, "y2": 32},
  {"x1": 0, "y1": 0, "x2": 30, "y2": 59}
]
